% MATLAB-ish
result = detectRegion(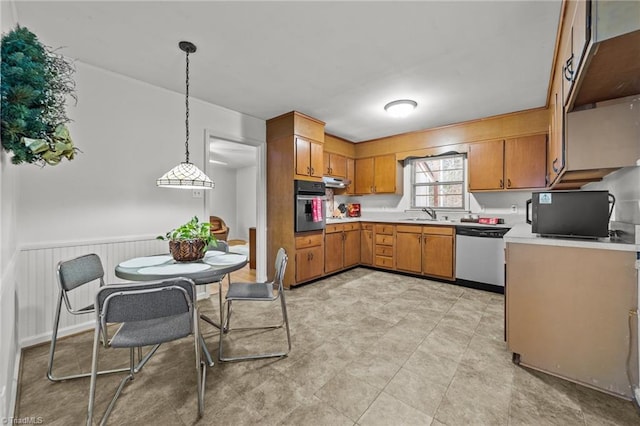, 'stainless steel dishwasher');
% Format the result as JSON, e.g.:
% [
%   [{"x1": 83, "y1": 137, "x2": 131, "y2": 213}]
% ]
[{"x1": 455, "y1": 226, "x2": 510, "y2": 290}]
